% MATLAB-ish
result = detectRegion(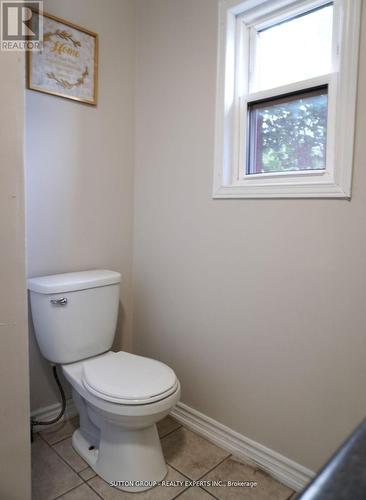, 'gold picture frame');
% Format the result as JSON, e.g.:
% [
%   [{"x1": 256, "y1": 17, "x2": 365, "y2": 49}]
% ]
[{"x1": 27, "y1": 12, "x2": 98, "y2": 106}]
